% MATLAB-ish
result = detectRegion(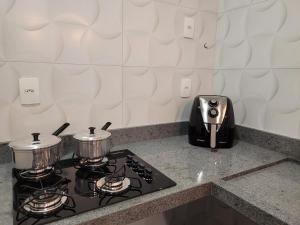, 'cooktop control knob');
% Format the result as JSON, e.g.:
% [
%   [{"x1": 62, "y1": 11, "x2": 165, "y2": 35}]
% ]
[
  {"x1": 145, "y1": 168, "x2": 153, "y2": 183},
  {"x1": 132, "y1": 159, "x2": 139, "y2": 171},
  {"x1": 126, "y1": 155, "x2": 133, "y2": 166},
  {"x1": 209, "y1": 99, "x2": 218, "y2": 107},
  {"x1": 208, "y1": 108, "x2": 219, "y2": 118},
  {"x1": 138, "y1": 164, "x2": 145, "y2": 176}
]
